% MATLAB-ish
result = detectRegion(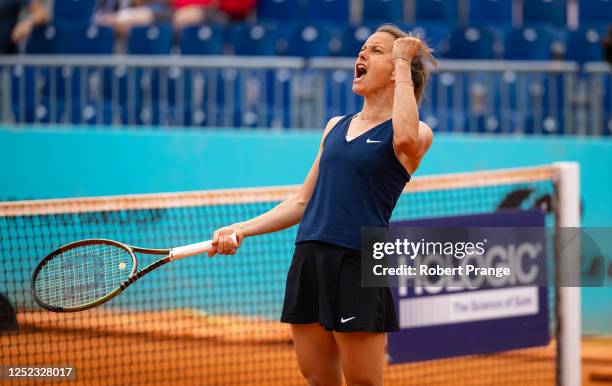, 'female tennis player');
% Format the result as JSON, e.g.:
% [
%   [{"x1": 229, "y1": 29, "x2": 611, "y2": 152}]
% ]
[{"x1": 209, "y1": 24, "x2": 436, "y2": 386}]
